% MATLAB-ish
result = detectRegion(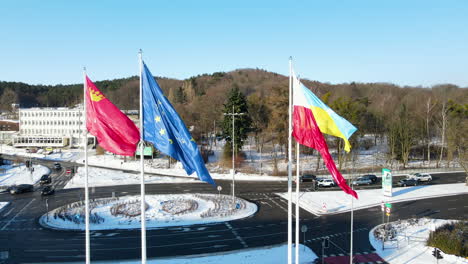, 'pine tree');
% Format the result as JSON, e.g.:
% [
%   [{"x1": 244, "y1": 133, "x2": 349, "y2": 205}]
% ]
[{"x1": 221, "y1": 86, "x2": 252, "y2": 154}]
